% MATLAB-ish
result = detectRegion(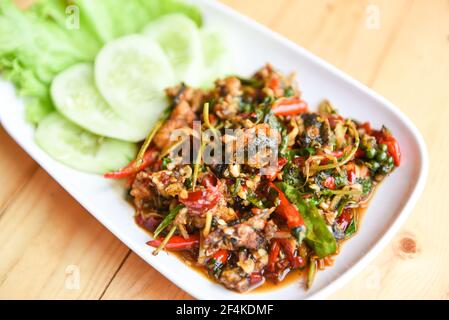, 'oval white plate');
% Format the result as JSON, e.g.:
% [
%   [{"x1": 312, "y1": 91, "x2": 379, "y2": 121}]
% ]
[{"x1": 0, "y1": 0, "x2": 428, "y2": 299}]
